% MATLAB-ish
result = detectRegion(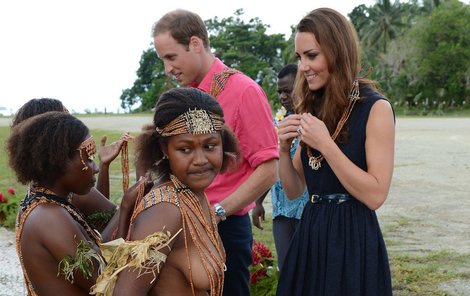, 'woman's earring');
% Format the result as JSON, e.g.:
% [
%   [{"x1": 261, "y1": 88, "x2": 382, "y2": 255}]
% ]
[{"x1": 162, "y1": 154, "x2": 168, "y2": 160}]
